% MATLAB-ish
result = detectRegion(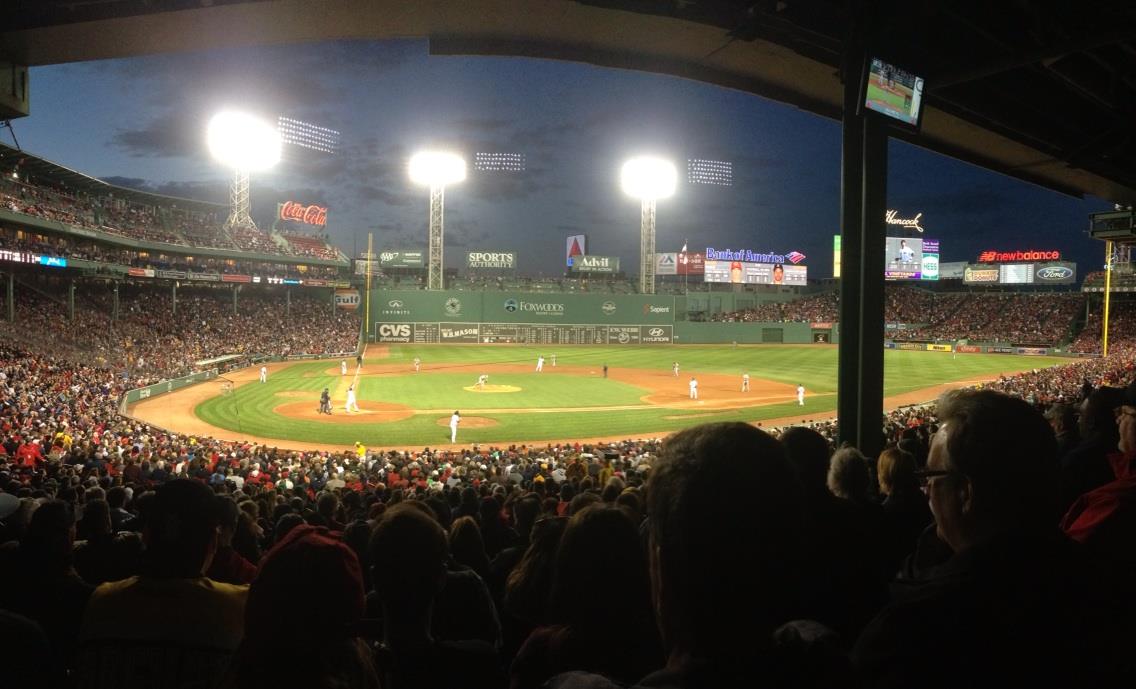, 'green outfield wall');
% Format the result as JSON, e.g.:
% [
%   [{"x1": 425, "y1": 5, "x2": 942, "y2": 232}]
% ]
[{"x1": 369, "y1": 289, "x2": 836, "y2": 345}]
